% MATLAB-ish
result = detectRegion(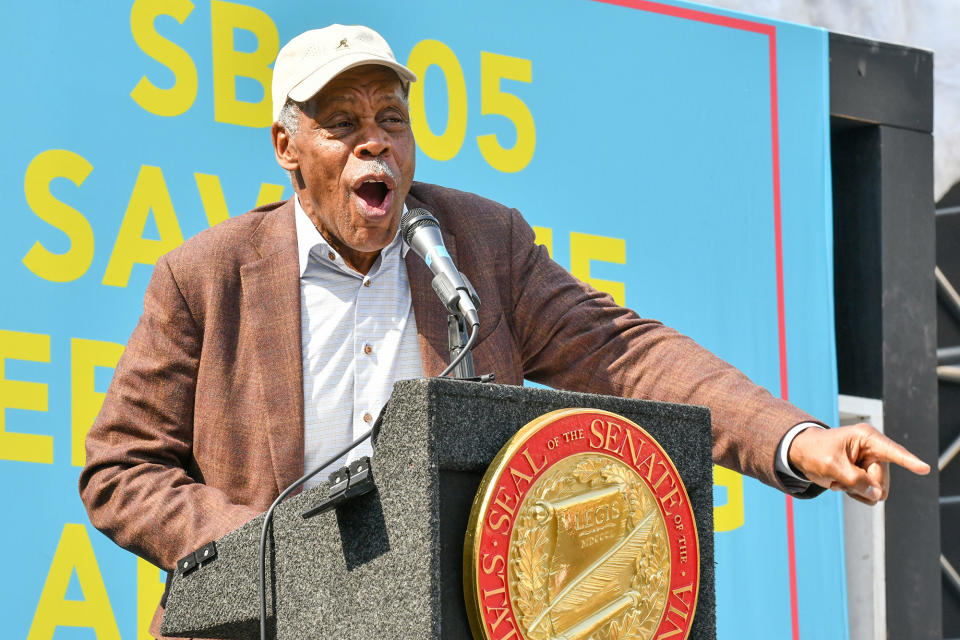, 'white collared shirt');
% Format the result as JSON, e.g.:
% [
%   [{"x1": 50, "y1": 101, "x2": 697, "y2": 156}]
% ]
[
  {"x1": 293, "y1": 196, "x2": 810, "y2": 490},
  {"x1": 295, "y1": 197, "x2": 424, "y2": 488}
]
